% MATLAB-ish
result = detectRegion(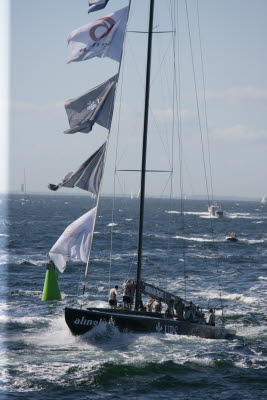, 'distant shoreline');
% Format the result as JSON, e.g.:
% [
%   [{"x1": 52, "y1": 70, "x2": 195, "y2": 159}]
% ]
[{"x1": 0, "y1": 191, "x2": 260, "y2": 202}]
